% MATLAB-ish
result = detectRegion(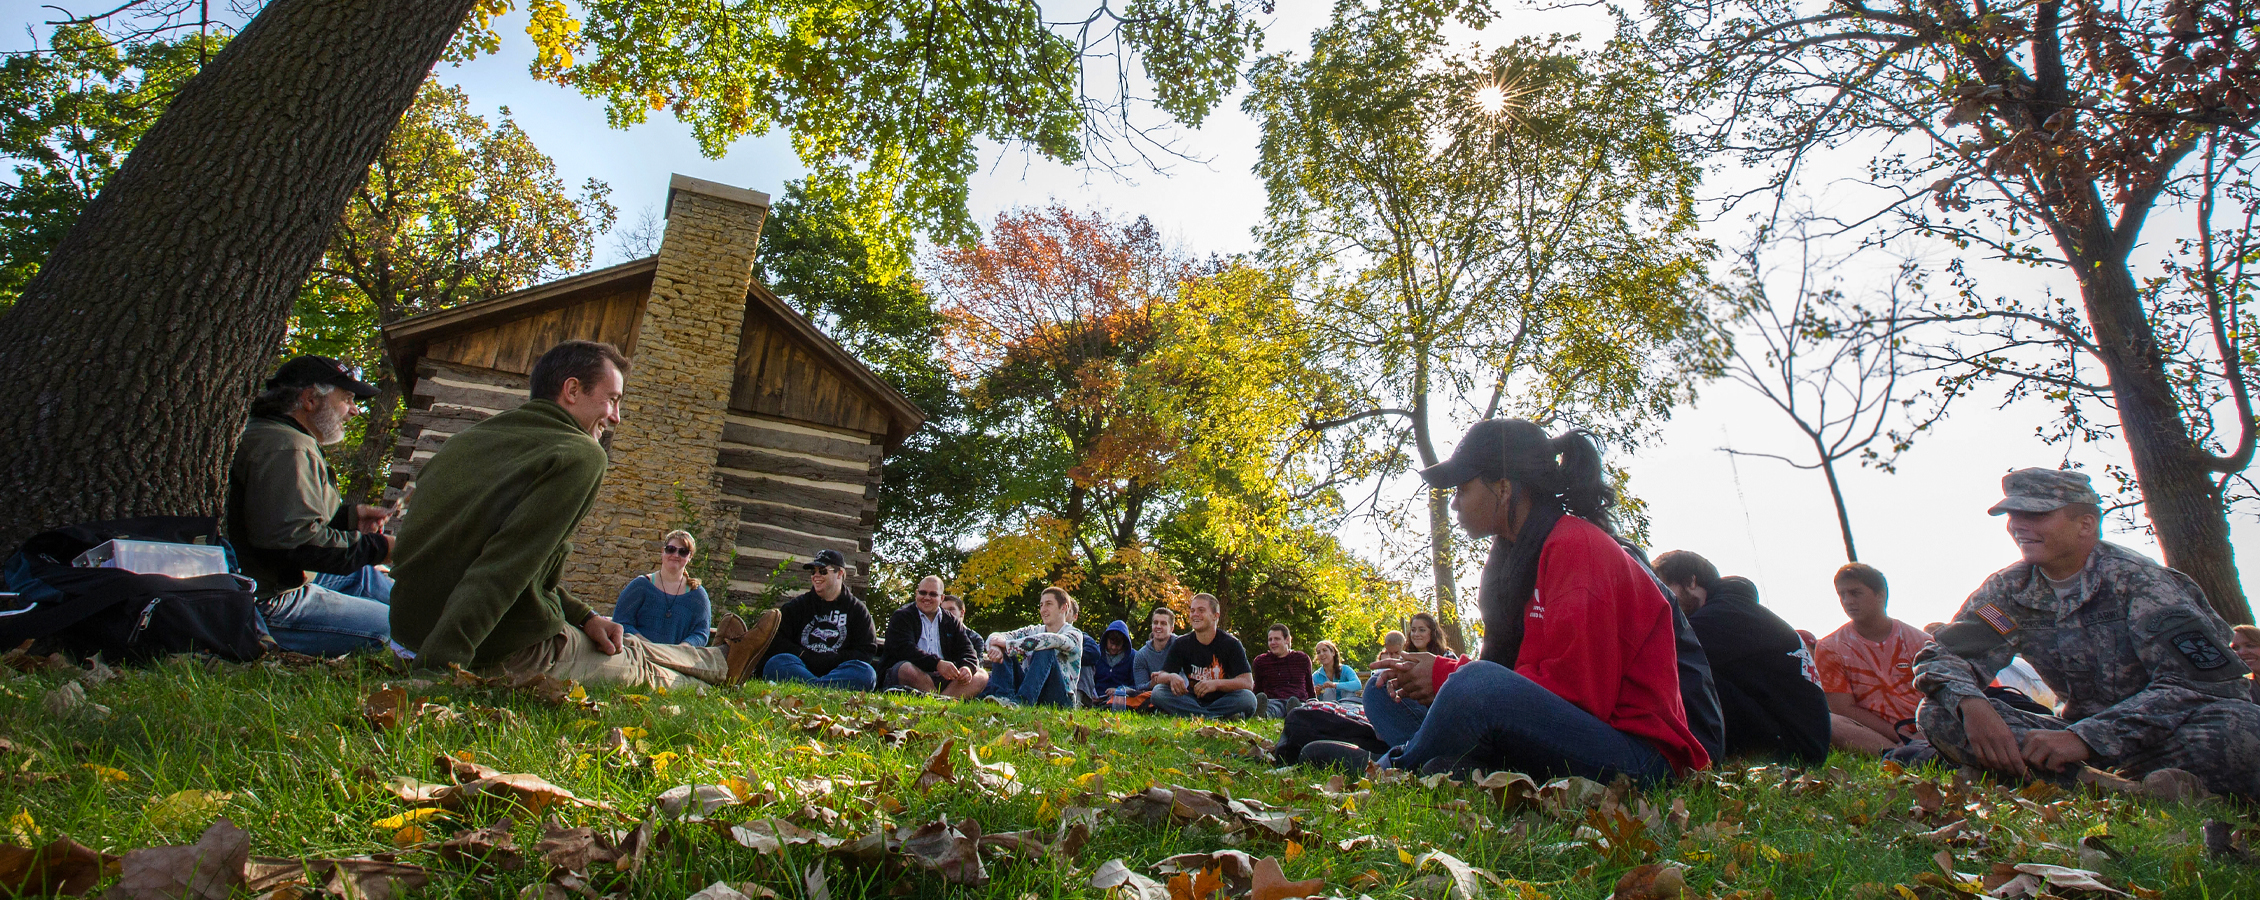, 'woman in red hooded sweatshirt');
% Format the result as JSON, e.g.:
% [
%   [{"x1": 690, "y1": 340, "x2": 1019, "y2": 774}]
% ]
[{"x1": 1308, "y1": 419, "x2": 1714, "y2": 783}]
